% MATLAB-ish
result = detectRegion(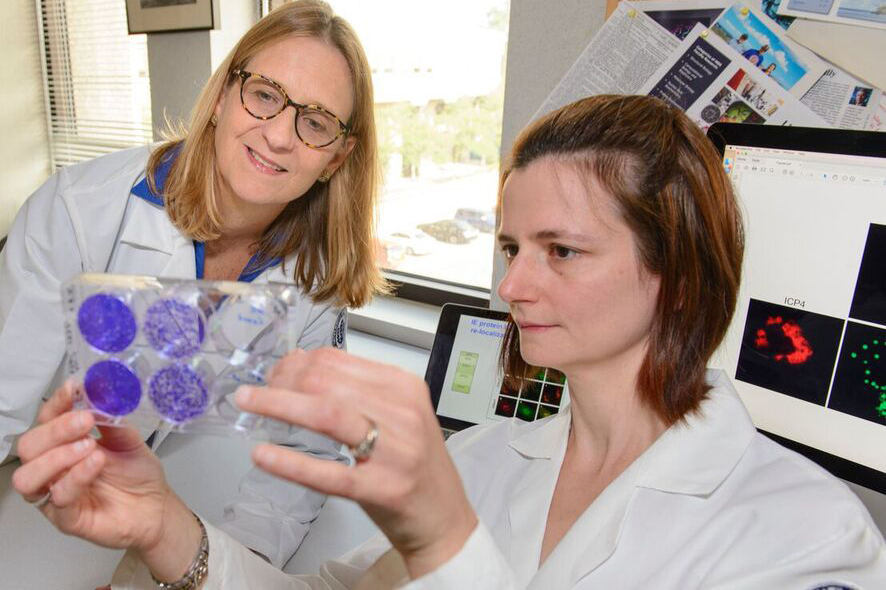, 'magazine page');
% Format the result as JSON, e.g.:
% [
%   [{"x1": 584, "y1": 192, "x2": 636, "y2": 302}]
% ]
[
  {"x1": 638, "y1": 23, "x2": 829, "y2": 130},
  {"x1": 636, "y1": 0, "x2": 731, "y2": 39},
  {"x1": 801, "y1": 67, "x2": 883, "y2": 129},
  {"x1": 867, "y1": 94, "x2": 886, "y2": 132},
  {"x1": 532, "y1": 2, "x2": 681, "y2": 120},
  {"x1": 777, "y1": 0, "x2": 886, "y2": 31},
  {"x1": 710, "y1": 2, "x2": 827, "y2": 97}
]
